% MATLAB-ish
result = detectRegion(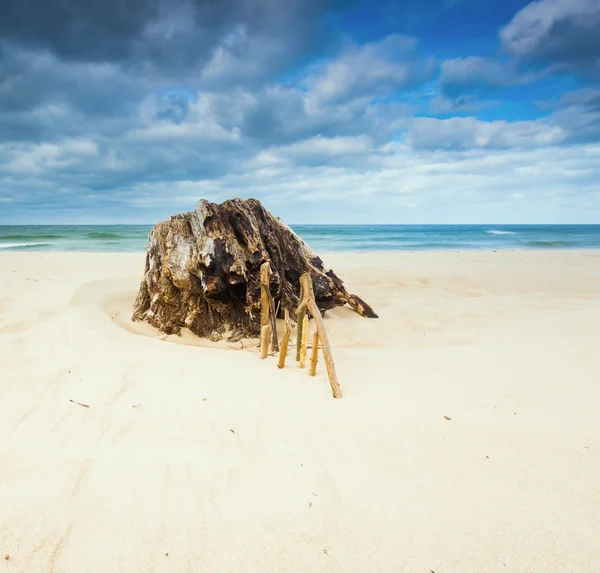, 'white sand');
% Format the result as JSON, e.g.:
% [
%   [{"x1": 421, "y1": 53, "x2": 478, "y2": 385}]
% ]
[{"x1": 1, "y1": 250, "x2": 600, "y2": 572}]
